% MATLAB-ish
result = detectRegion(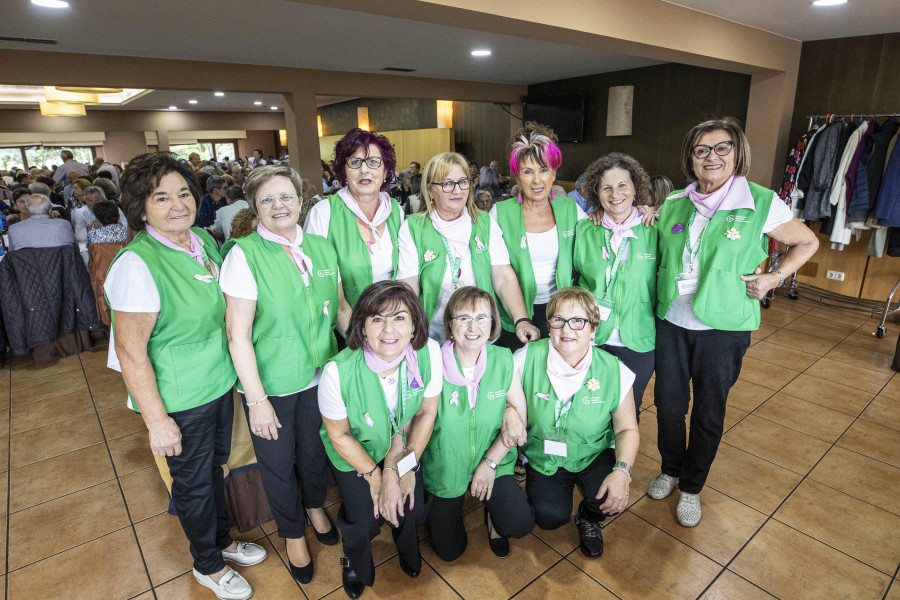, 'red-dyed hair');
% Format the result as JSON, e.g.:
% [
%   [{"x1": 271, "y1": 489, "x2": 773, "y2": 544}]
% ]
[{"x1": 332, "y1": 128, "x2": 397, "y2": 192}]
